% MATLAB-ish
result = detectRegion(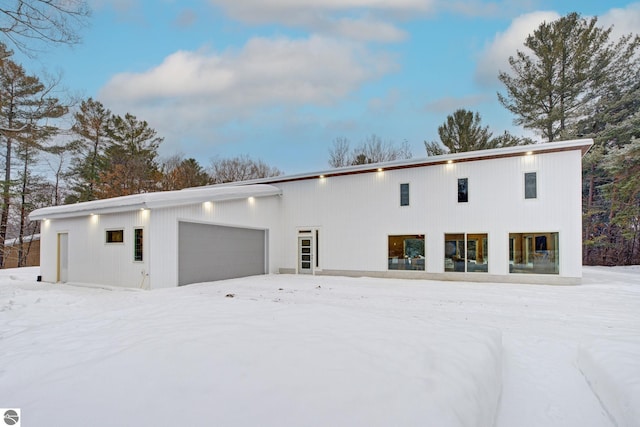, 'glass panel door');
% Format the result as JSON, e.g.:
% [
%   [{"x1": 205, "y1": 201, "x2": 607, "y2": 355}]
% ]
[{"x1": 298, "y1": 236, "x2": 313, "y2": 274}]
